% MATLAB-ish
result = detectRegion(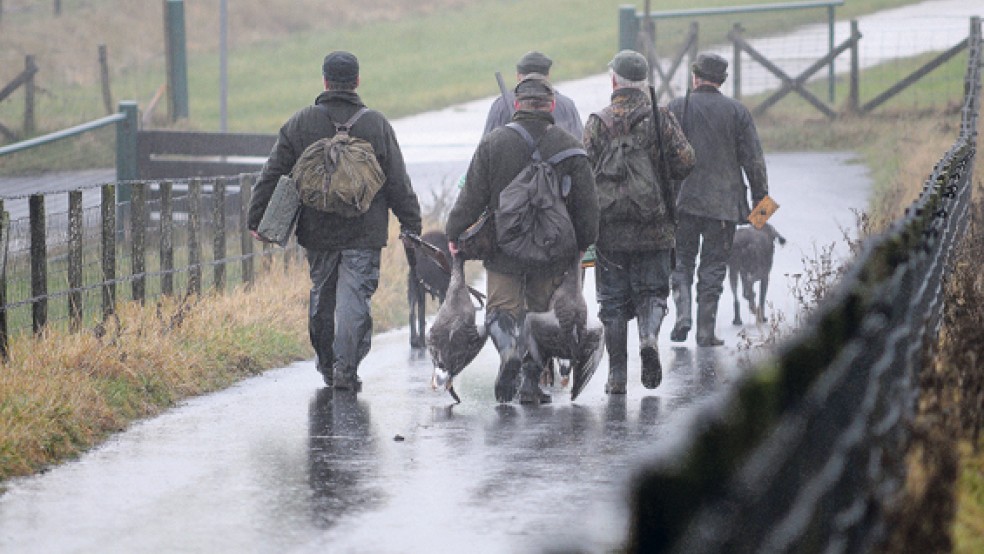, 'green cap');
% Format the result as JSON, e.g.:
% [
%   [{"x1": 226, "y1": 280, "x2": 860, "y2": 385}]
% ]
[{"x1": 609, "y1": 50, "x2": 648, "y2": 81}]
